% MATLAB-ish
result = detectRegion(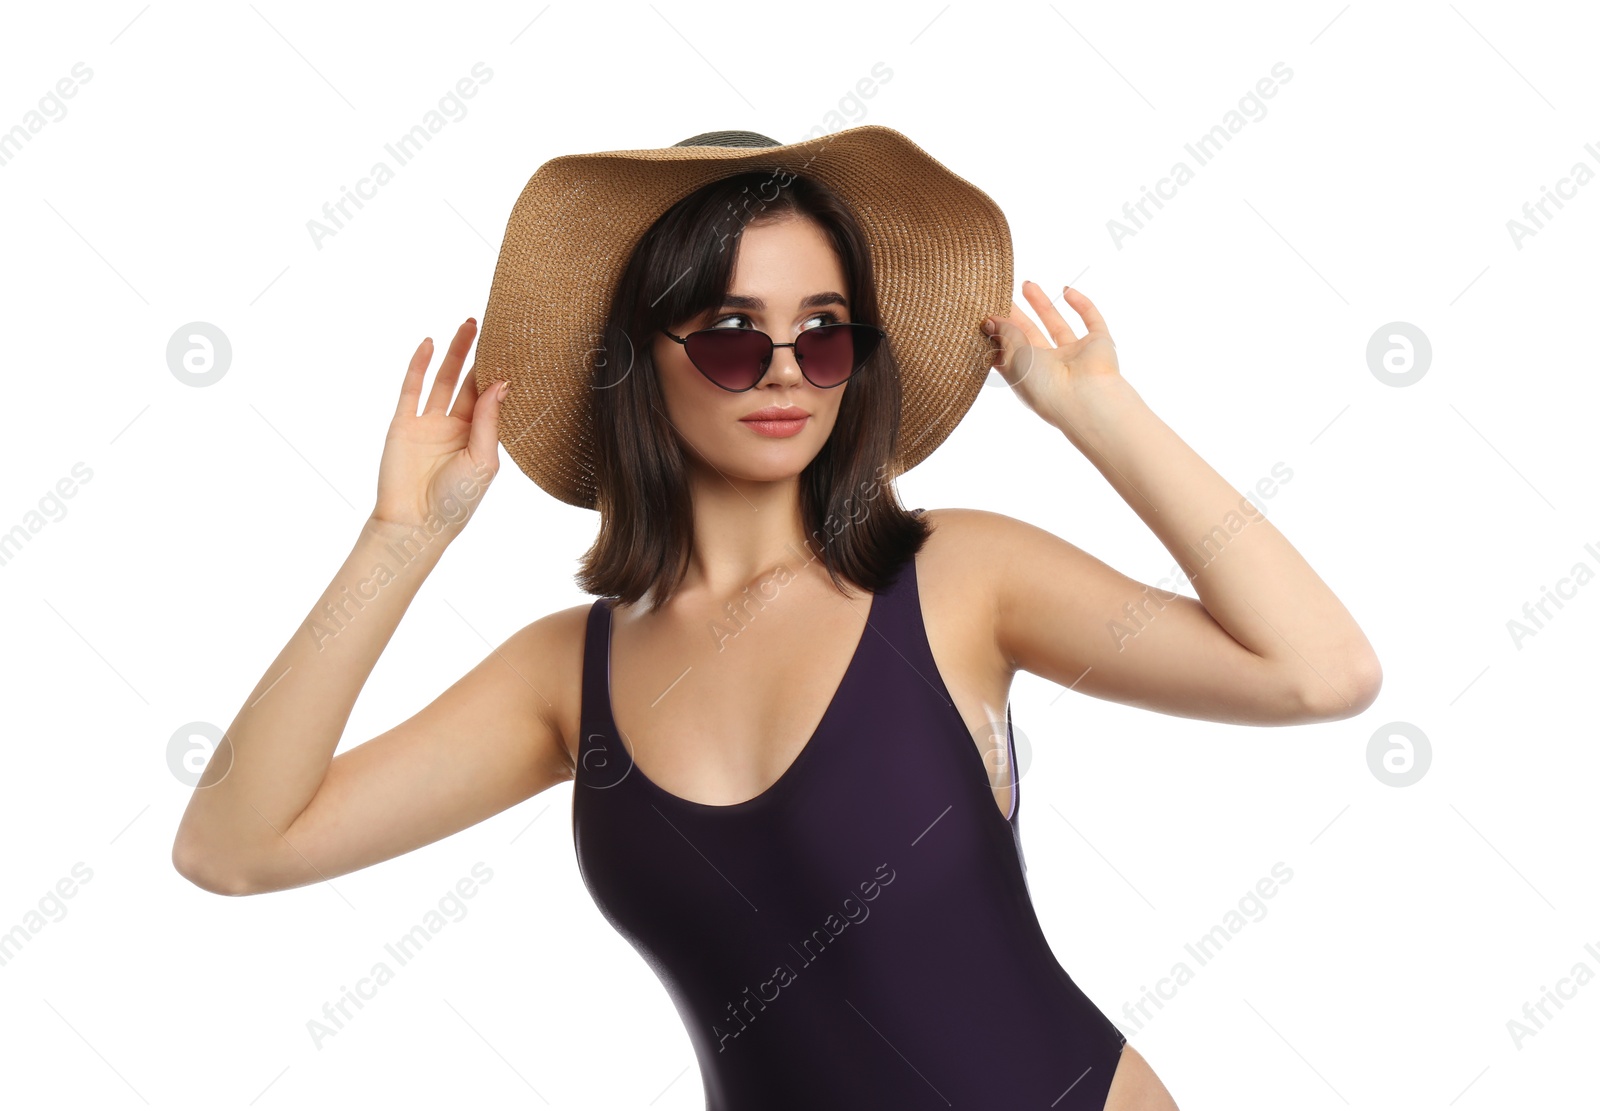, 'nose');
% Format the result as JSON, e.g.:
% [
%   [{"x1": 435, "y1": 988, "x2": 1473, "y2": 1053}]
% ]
[{"x1": 764, "y1": 340, "x2": 805, "y2": 384}]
